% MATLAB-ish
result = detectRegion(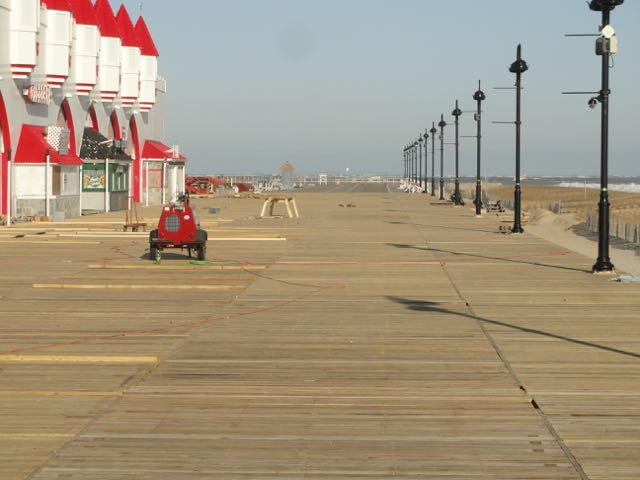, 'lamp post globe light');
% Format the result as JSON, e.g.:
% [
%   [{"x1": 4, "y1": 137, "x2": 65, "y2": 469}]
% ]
[
  {"x1": 451, "y1": 100, "x2": 464, "y2": 206},
  {"x1": 509, "y1": 44, "x2": 528, "y2": 234},
  {"x1": 430, "y1": 123, "x2": 437, "y2": 196},
  {"x1": 473, "y1": 81, "x2": 486, "y2": 216},
  {"x1": 438, "y1": 114, "x2": 447, "y2": 201},
  {"x1": 418, "y1": 136, "x2": 423, "y2": 192},
  {"x1": 423, "y1": 129, "x2": 429, "y2": 194},
  {"x1": 589, "y1": 0, "x2": 623, "y2": 273}
]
